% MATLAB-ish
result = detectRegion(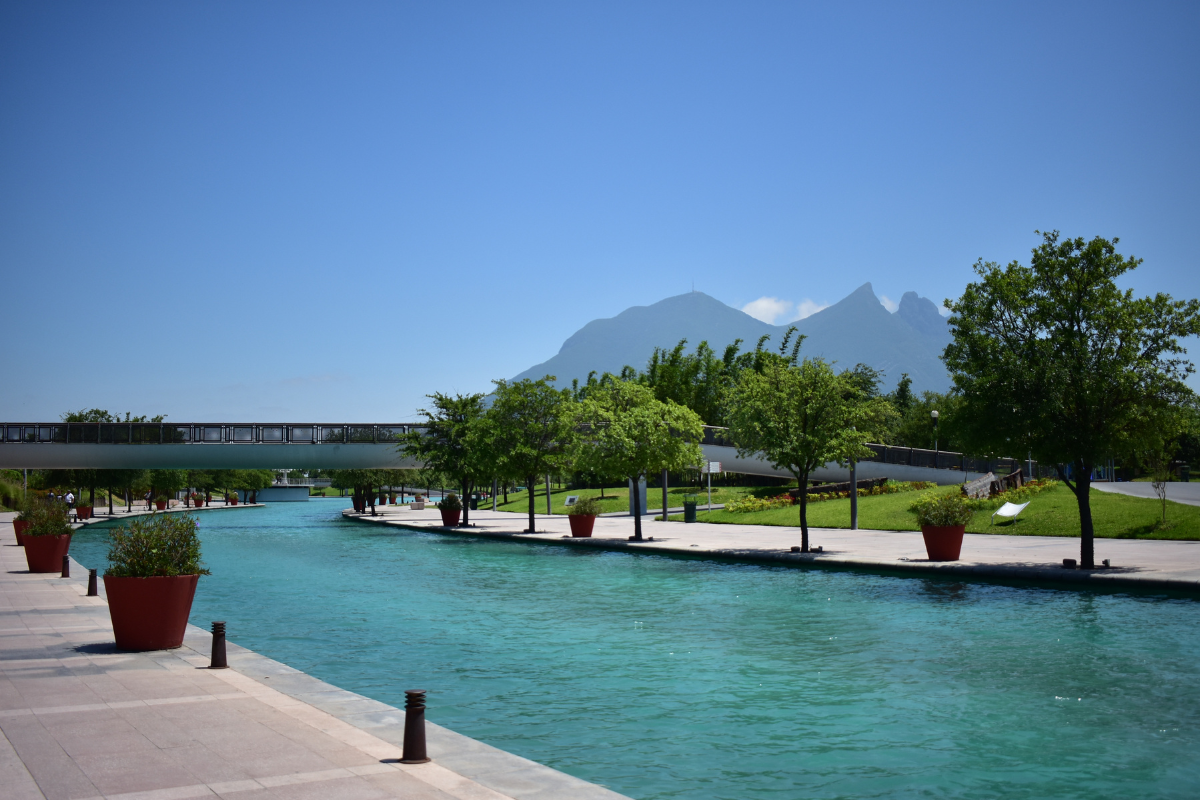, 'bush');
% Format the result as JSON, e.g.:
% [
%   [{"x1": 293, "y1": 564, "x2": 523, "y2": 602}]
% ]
[
  {"x1": 105, "y1": 513, "x2": 210, "y2": 578},
  {"x1": 24, "y1": 499, "x2": 73, "y2": 537},
  {"x1": 909, "y1": 492, "x2": 975, "y2": 527},
  {"x1": 437, "y1": 493, "x2": 462, "y2": 511},
  {"x1": 963, "y1": 478, "x2": 1059, "y2": 510},
  {"x1": 568, "y1": 496, "x2": 602, "y2": 516},
  {"x1": 0, "y1": 480, "x2": 22, "y2": 512}
]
